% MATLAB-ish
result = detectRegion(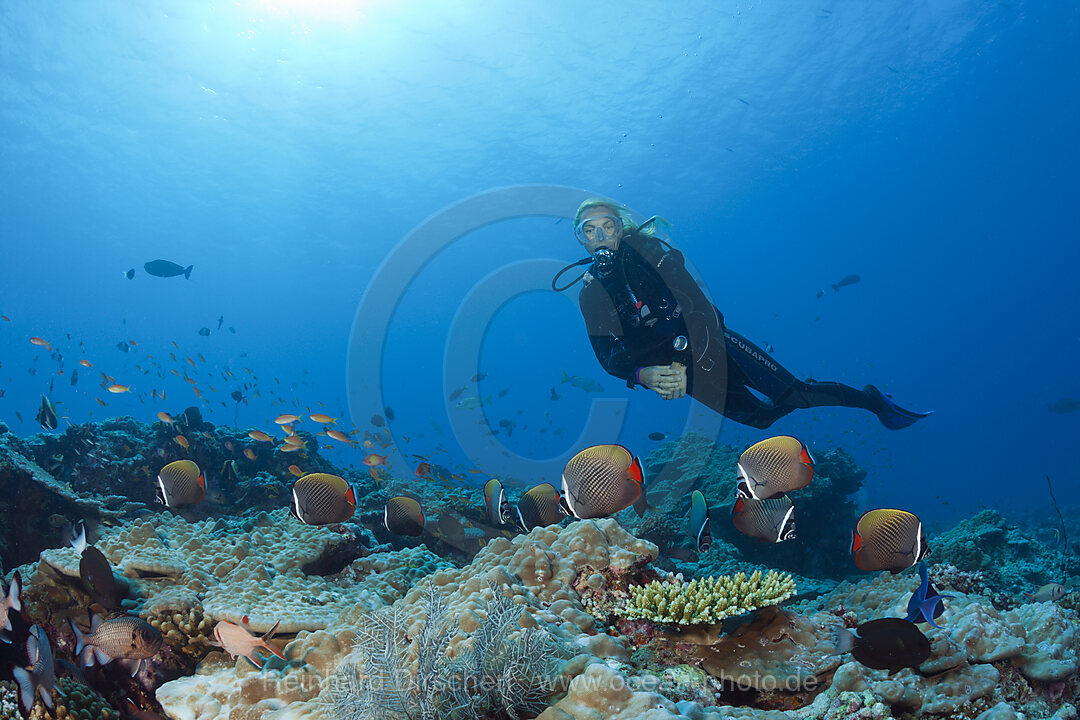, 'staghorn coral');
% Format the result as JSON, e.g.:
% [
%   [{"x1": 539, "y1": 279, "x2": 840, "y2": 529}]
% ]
[
  {"x1": 329, "y1": 580, "x2": 563, "y2": 720},
  {"x1": 619, "y1": 571, "x2": 796, "y2": 625}
]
